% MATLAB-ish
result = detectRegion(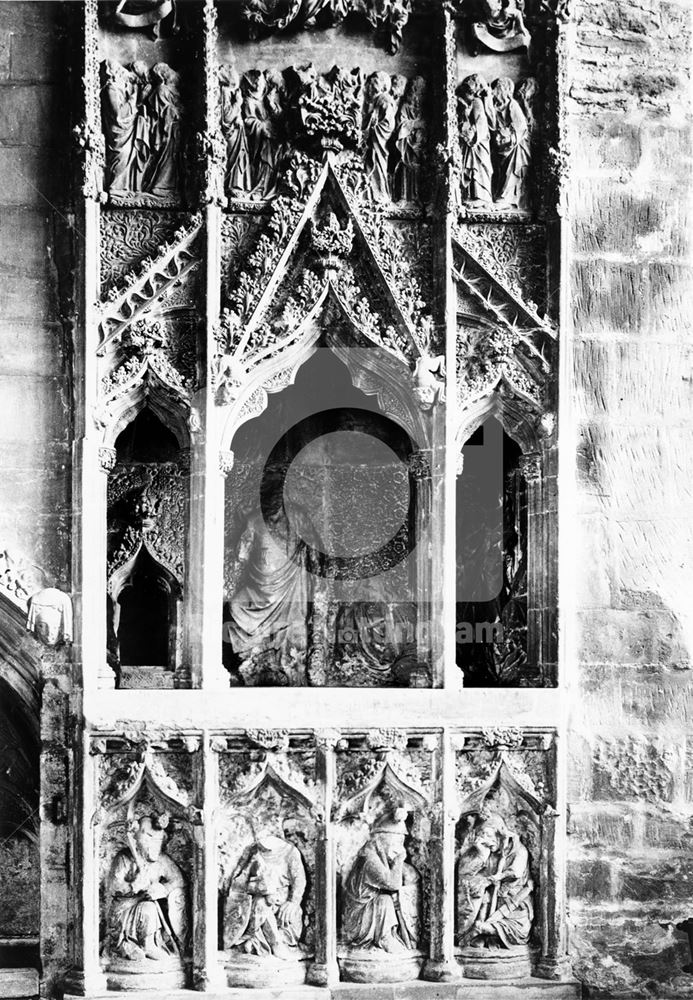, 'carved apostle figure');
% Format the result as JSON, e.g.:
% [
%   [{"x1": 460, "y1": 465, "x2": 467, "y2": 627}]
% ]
[
  {"x1": 457, "y1": 74, "x2": 495, "y2": 205},
  {"x1": 456, "y1": 812, "x2": 533, "y2": 948},
  {"x1": 470, "y1": 0, "x2": 531, "y2": 54},
  {"x1": 130, "y1": 61, "x2": 153, "y2": 191},
  {"x1": 394, "y1": 76, "x2": 427, "y2": 202},
  {"x1": 220, "y1": 66, "x2": 252, "y2": 197},
  {"x1": 242, "y1": 70, "x2": 279, "y2": 199},
  {"x1": 365, "y1": 72, "x2": 398, "y2": 201},
  {"x1": 491, "y1": 77, "x2": 531, "y2": 209},
  {"x1": 144, "y1": 63, "x2": 182, "y2": 194},
  {"x1": 224, "y1": 470, "x2": 321, "y2": 682},
  {"x1": 106, "y1": 814, "x2": 188, "y2": 963},
  {"x1": 102, "y1": 60, "x2": 139, "y2": 191},
  {"x1": 224, "y1": 830, "x2": 307, "y2": 959},
  {"x1": 342, "y1": 808, "x2": 419, "y2": 953}
]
